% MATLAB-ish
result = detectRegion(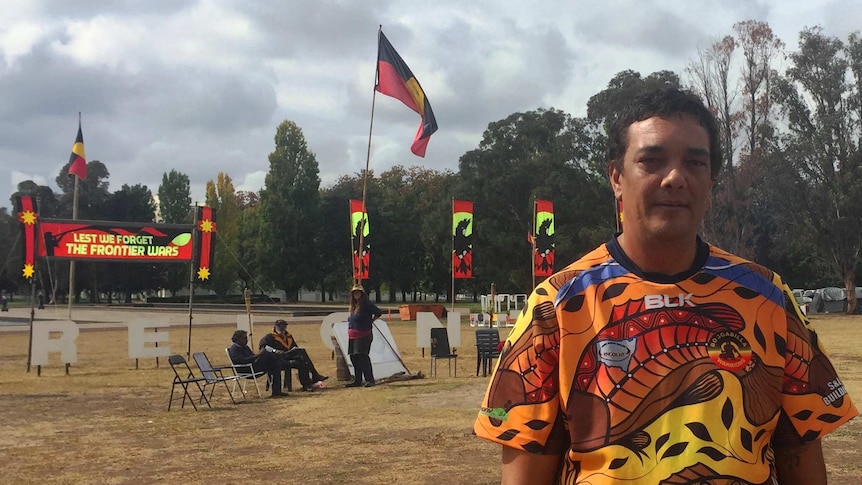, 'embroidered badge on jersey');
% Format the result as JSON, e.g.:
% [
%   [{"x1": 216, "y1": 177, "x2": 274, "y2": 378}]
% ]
[{"x1": 708, "y1": 331, "x2": 752, "y2": 371}]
